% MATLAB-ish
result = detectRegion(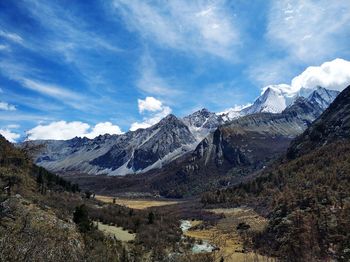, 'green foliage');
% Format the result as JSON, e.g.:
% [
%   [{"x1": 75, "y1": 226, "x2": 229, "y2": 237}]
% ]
[
  {"x1": 32, "y1": 165, "x2": 80, "y2": 193},
  {"x1": 147, "y1": 211, "x2": 154, "y2": 224},
  {"x1": 73, "y1": 204, "x2": 92, "y2": 233},
  {"x1": 202, "y1": 141, "x2": 350, "y2": 261}
]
